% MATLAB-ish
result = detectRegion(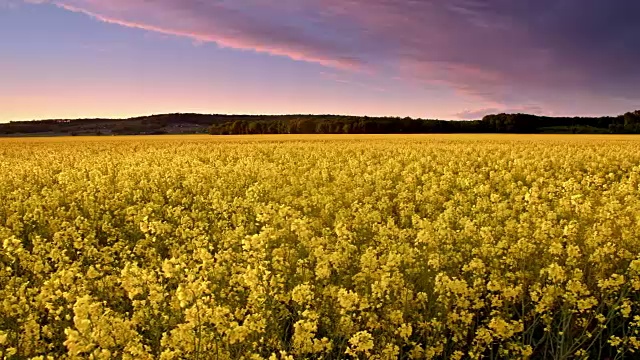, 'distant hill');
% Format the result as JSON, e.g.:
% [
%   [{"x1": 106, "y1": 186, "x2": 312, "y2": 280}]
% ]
[{"x1": 1, "y1": 110, "x2": 639, "y2": 136}]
